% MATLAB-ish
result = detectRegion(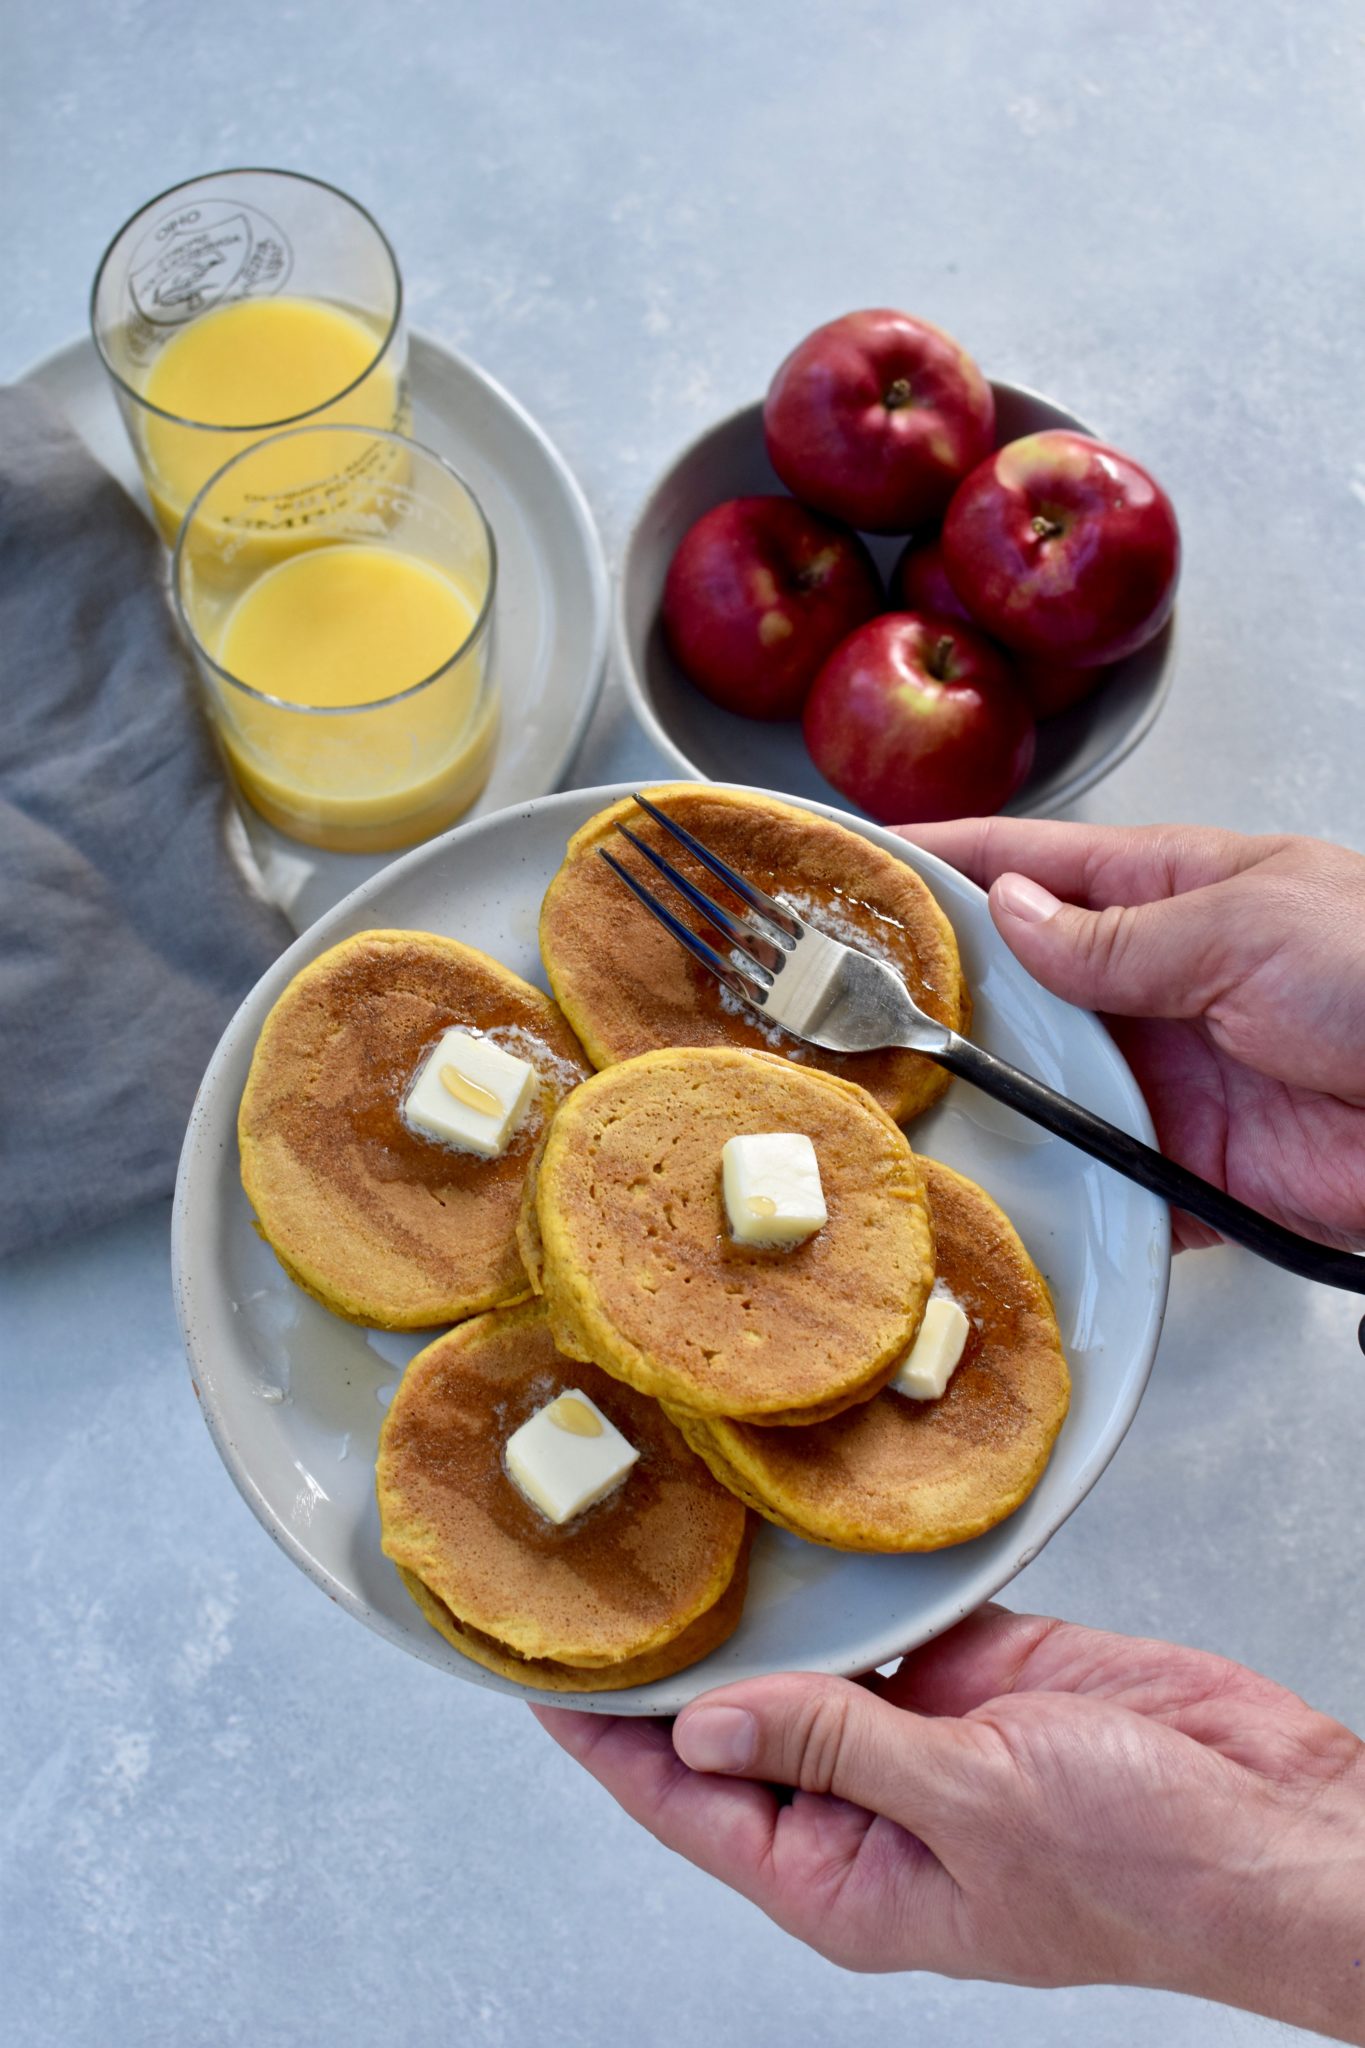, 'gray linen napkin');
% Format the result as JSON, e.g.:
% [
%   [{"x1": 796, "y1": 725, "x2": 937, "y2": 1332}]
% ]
[{"x1": 0, "y1": 383, "x2": 292, "y2": 1257}]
